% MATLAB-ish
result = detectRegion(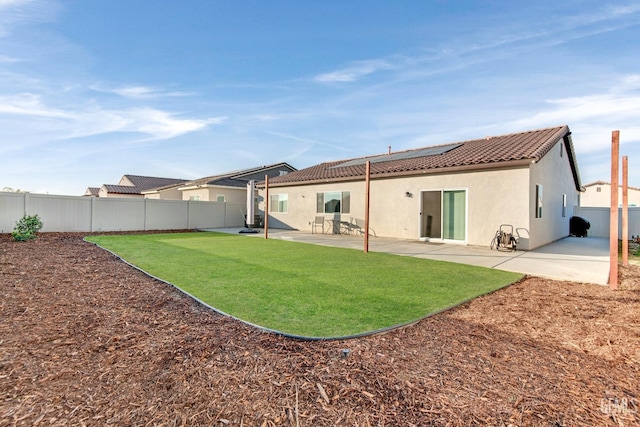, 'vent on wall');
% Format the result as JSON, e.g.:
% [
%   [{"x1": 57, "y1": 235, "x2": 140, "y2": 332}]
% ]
[{"x1": 331, "y1": 143, "x2": 462, "y2": 169}]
